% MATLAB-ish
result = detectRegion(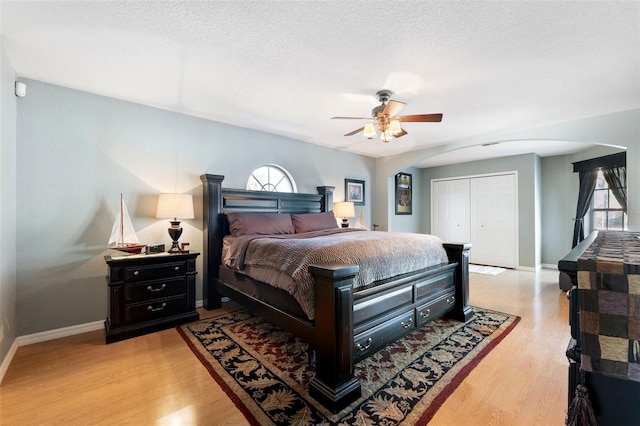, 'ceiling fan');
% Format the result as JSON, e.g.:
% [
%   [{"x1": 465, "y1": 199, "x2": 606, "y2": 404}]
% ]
[{"x1": 331, "y1": 90, "x2": 443, "y2": 142}]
